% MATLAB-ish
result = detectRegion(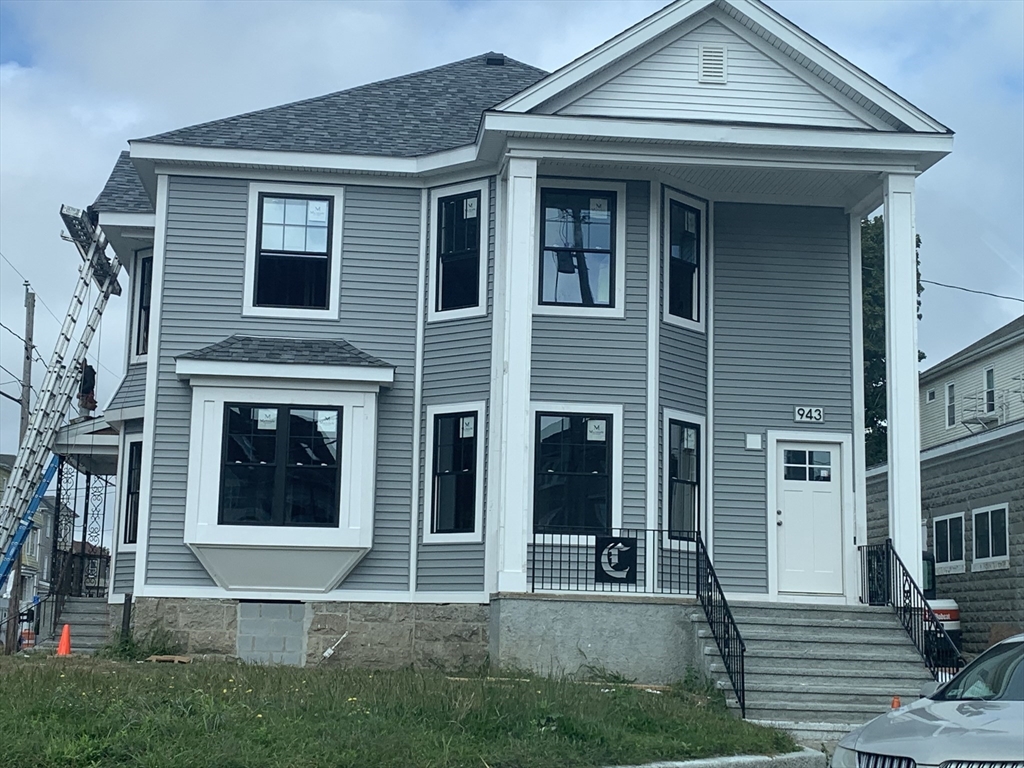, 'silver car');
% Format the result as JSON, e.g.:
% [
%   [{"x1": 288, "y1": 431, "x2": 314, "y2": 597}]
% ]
[{"x1": 832, "y1": 634, "x2": 1024, "y2": 768}]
